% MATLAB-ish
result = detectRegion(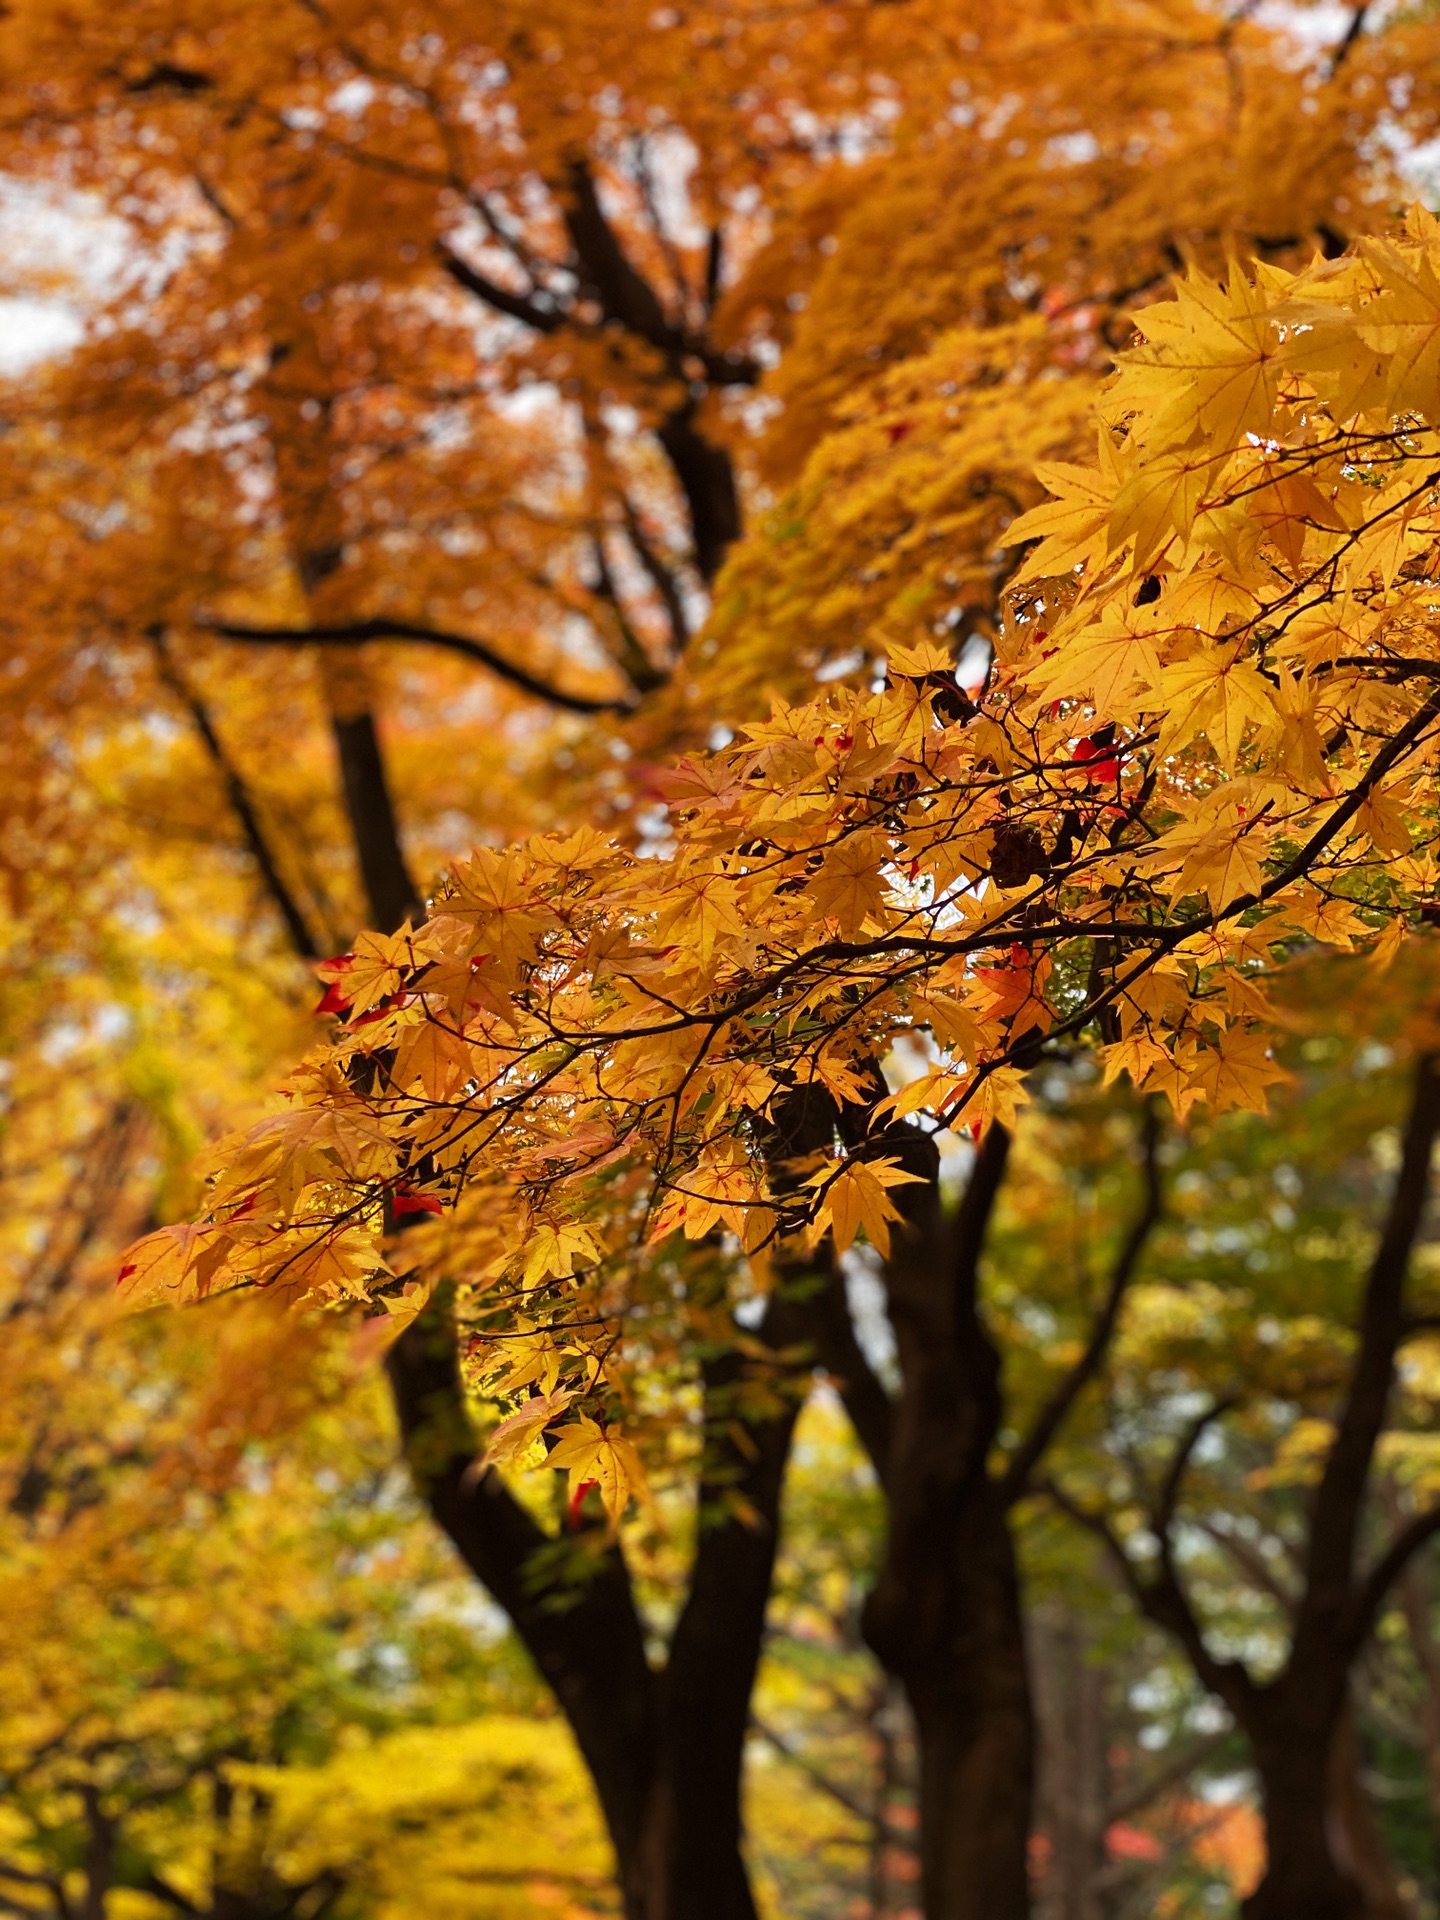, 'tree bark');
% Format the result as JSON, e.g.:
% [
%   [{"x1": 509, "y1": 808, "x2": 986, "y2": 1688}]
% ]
[
  {"x1": 1085, "y1": 1059, "x2": 1440, "y2": 1920},
  {"x1": 632, "y1": 1339, "x2": 800, "y2": 1920},
  {"x1": 328, "y1": 707, "x2": 421, "y2": 935},
  {"x1": 1243, "y1": 1704, "x2": 1365, "y2": 1920},
  {"x1": 1239, "y1": 1056, "x2": 1440, "y2": 1920},
  {"x1": 385, "y1": 1308, "x2": 659, "y2": 1888},
  {"x1": 862, "y1": 1127, "x2": 1036, "y2": 1920}
]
